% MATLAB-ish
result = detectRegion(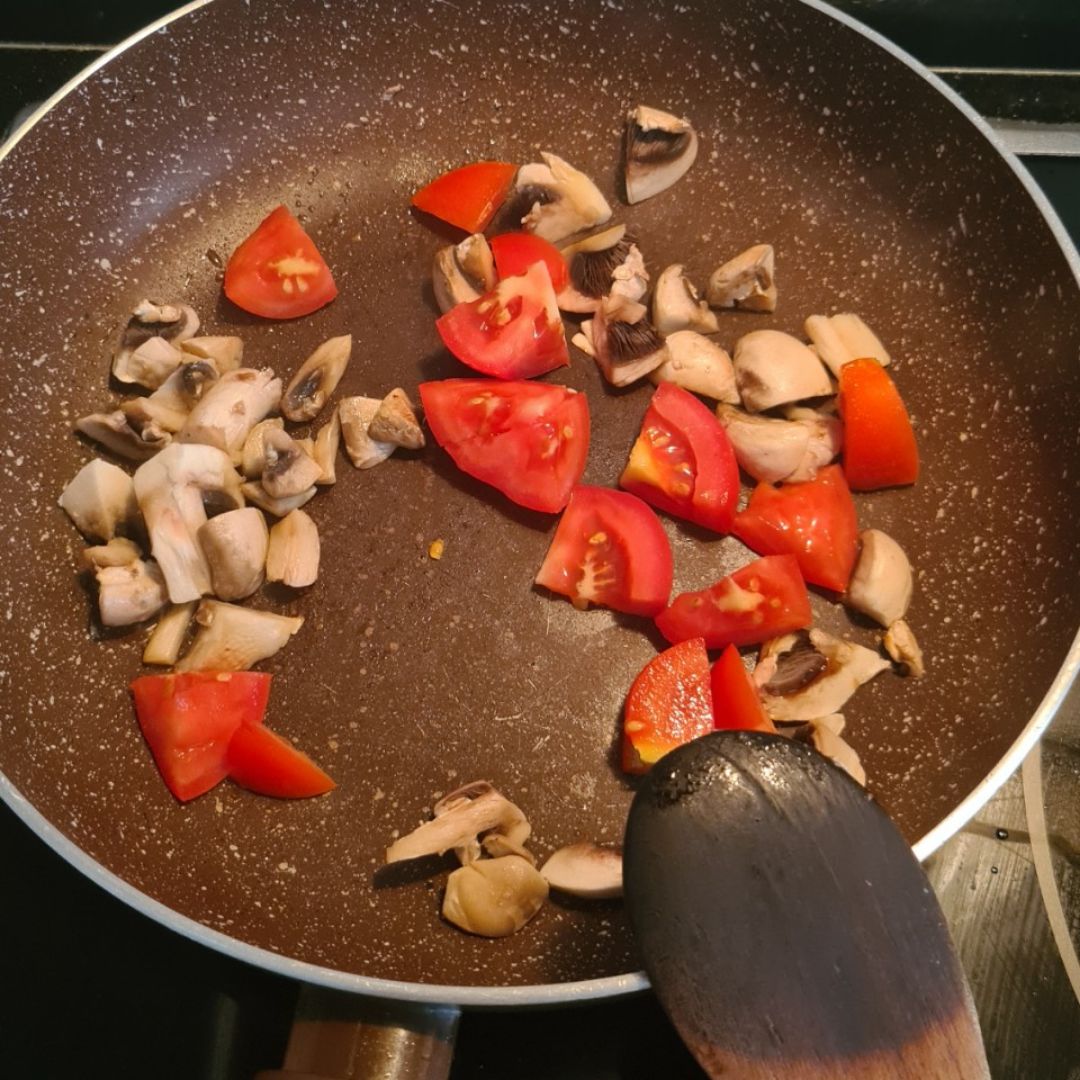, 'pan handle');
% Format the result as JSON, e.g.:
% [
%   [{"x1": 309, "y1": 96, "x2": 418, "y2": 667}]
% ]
[{"x1": 256, "y1": 985, "x2": 460, "y2": 1080}]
